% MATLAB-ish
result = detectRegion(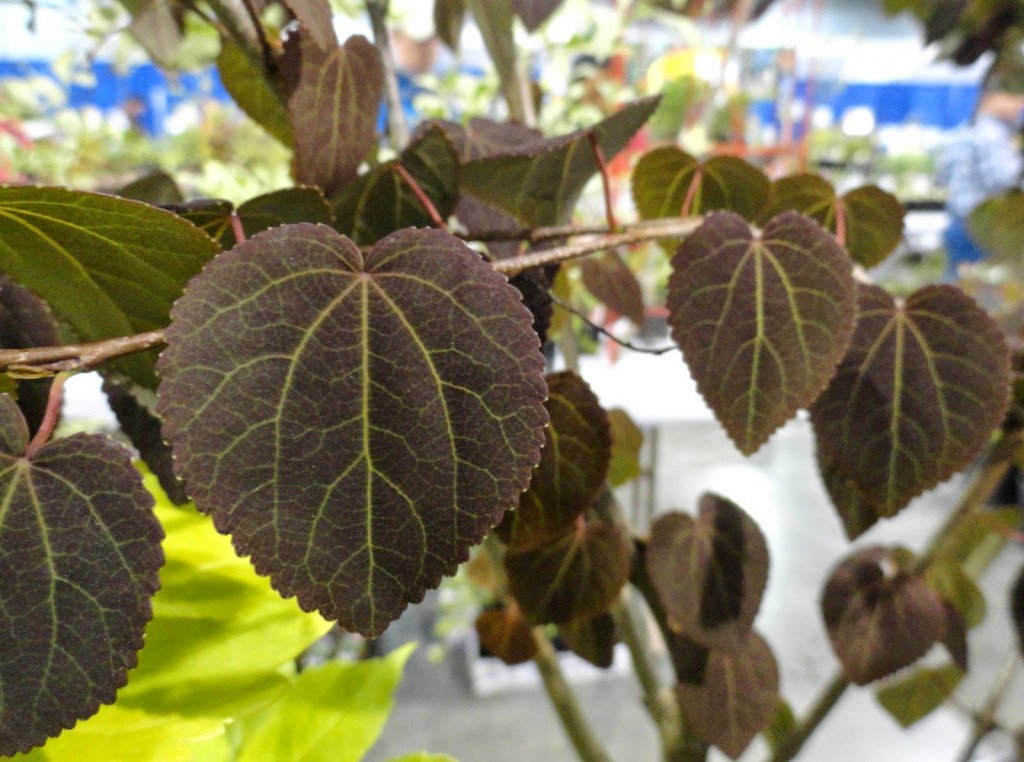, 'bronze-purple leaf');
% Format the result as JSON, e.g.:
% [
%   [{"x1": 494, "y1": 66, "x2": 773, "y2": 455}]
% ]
[
  {"x1": 0, "y1": 395, "x2": 163, "y2": 755},
  {"x1": 811, "y1": 284, "x2": 1010, "y2": 517},
  {"x1": 822, "y1": 546, "x2": 946, "y2": 685},
  {"x1": 282, "y1": 0, "x2": 337, "y2": 50},
  {"x1": 157, "y1": 224, "x2": 548, "y2": 637},
  {"x1": 646, "y1": 495, "x2": 769, "y2": 652},
  {"x1": 559, "y1": 612, "x2": 617, "y2": 668},
  {"x1": 476, "y1": 605, "x2": 536, "y2": 665},
  {"x1": 497, "y1": 371, "x2": 611, "y2": 550},
  {"x1": 511, "y1": 0, "x2": 564, "y2": 30},
  {"x1": 816, "y1": 445, "x2": 881, "y2": 540},
  {"x1": 580, "y1": 251, "x2": 646, "y2": 327},
  {"x1": 286, "y1": 33, "x2": 383, "y2": 196},
  {"x1": 668, "y1": 210, "x2": 857, "y2": 455},
  {"x1": 505, "y1": 522, "x2": 631, "y2": 624},
  {"x1": 676, "y1": 631, "x2": 779, "y2": 759}
]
